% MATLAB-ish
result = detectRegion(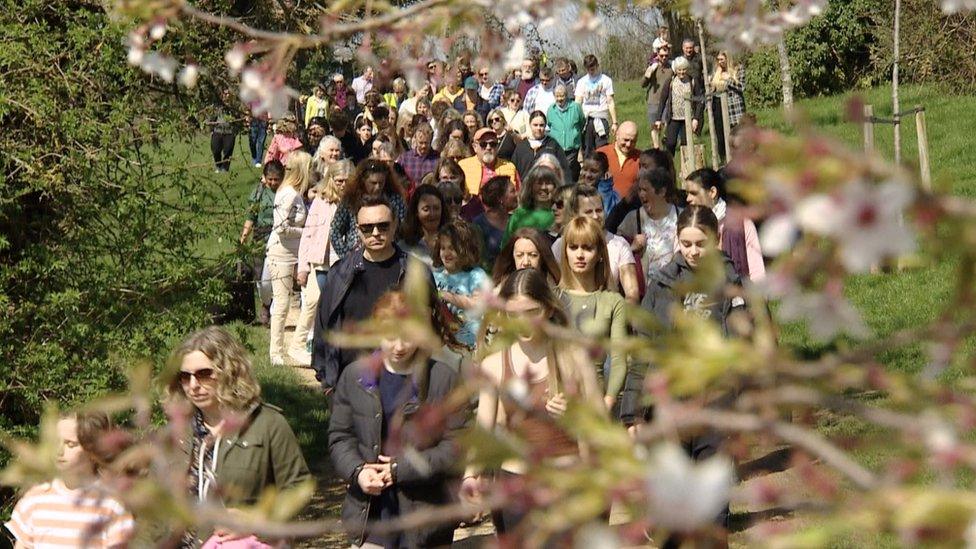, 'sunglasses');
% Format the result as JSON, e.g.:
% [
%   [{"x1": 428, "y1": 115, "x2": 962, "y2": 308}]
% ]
[
  {"x1": 489, "y1": 117, "x2": 503, "y2": 123},
  {"x1": 479, "y1": 140, "x2": 498, "y2": 149},
  {"x1": 553, "y1": 199, "x2": 565, "y2": 209},
  {"x1": 358, "y1": 221, "x2": 392, "y2": 234},
  {"x1": 179, "y1": 368, "x2": 215, "y2": 384},
  {"x1": 478, "y1": 72, "x2": 489, "y2": 77}
]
